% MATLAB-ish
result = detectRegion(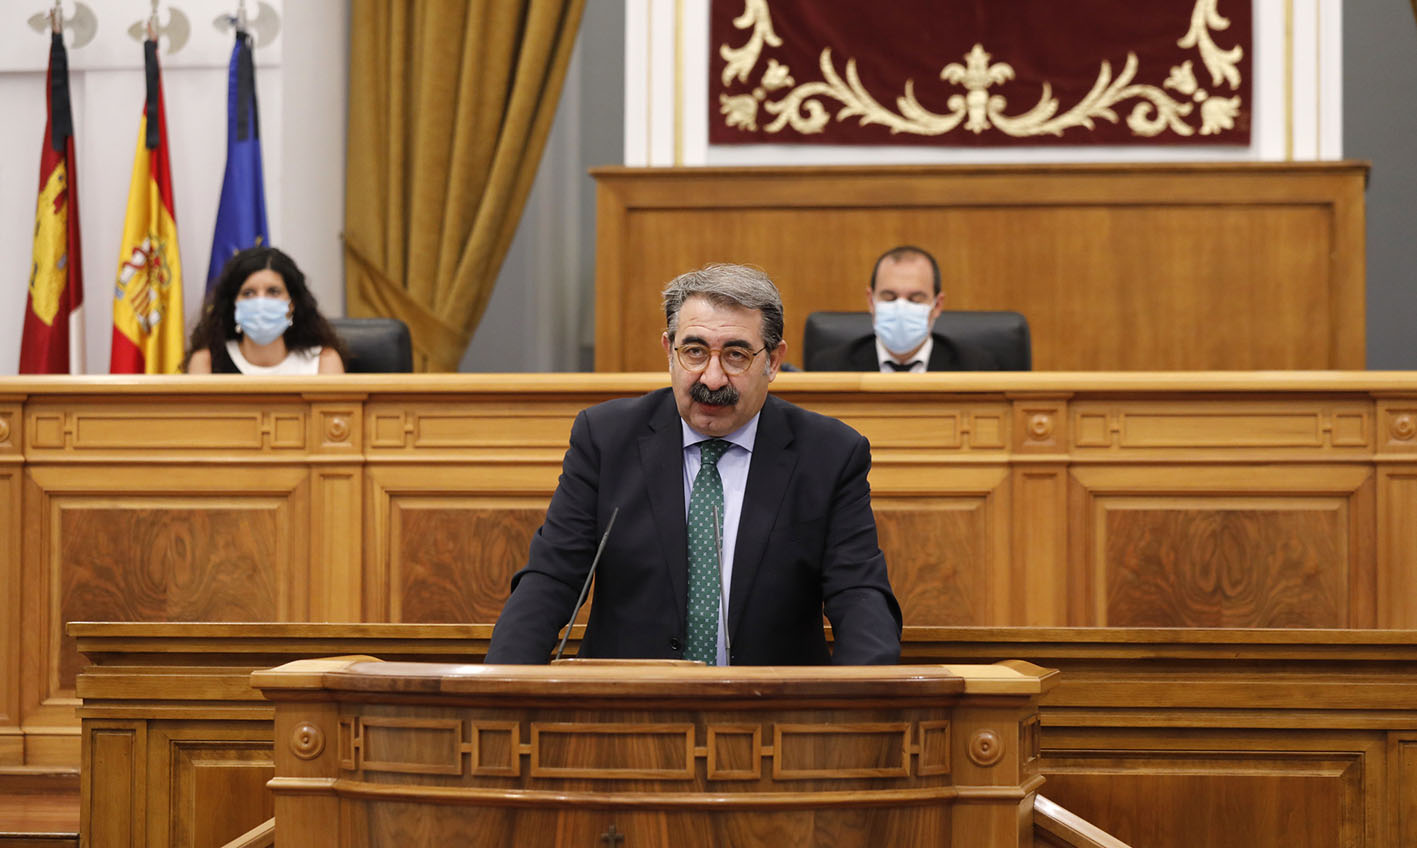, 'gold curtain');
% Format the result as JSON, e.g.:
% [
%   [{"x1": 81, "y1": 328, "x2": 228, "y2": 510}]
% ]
[{"x1": 344, "y1": 0, "x2": 585, "y2": 372}]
